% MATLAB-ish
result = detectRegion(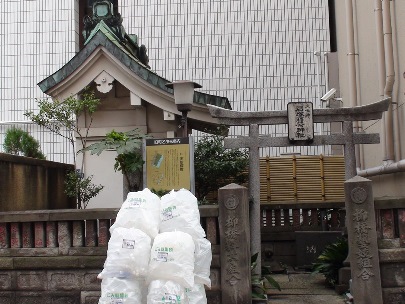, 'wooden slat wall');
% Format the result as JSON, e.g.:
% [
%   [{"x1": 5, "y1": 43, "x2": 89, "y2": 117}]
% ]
[
  {"x1": 205, "y1": 155, "x2": 345, "y2": 203},
  {"x1": 261, "y1": 155, "x2": 345, "y2": 203}
]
